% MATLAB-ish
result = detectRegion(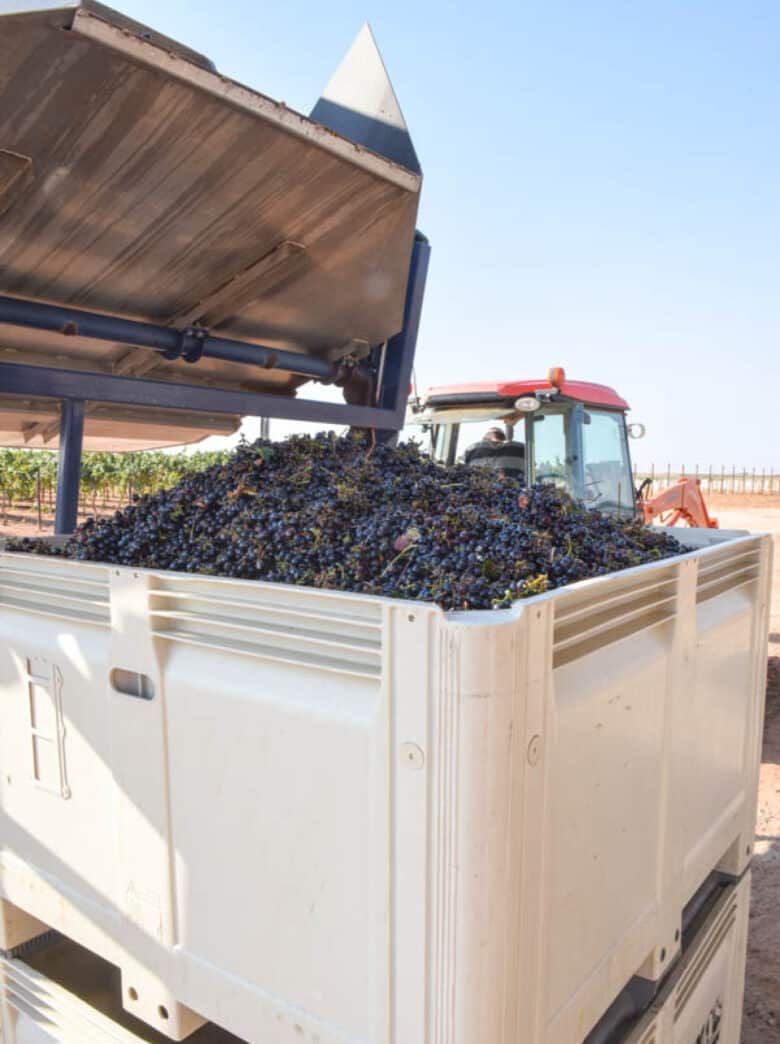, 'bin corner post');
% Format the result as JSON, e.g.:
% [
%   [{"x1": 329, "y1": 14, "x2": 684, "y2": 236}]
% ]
[
  {"x1": 54, "y1": 398, "x2": 85, "y2": 534},
  {"x1": 375, "y1": 231, "x2": 431, "y2": 445}
]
